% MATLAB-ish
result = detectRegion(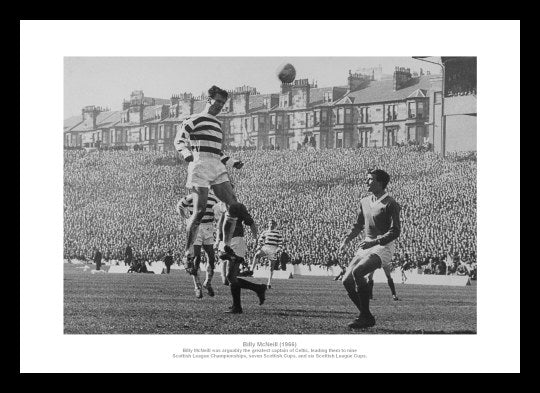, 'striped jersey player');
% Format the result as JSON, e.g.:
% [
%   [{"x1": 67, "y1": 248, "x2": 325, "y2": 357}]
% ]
[
  {"x1": 176, "y1": 191, "x2": 220, "y2": 299},
  {"x1": 250, "y1": 220, "x2": 284, "y2": 288},
  {"x1": 173, "y1": 85, "x2": 251, "y2": 276}
]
